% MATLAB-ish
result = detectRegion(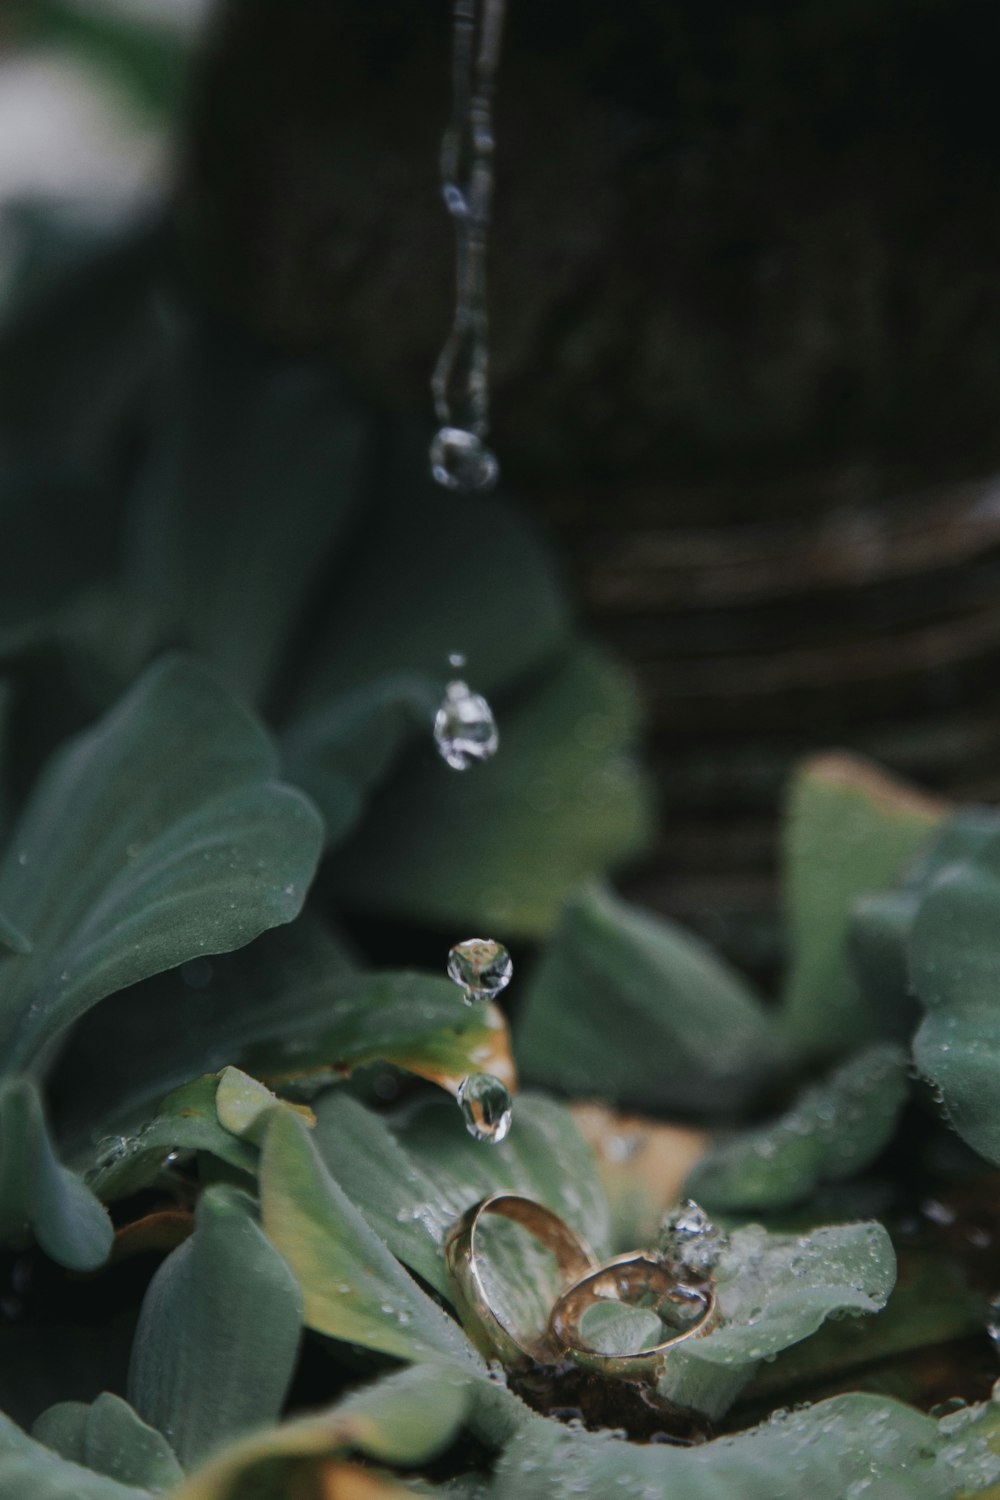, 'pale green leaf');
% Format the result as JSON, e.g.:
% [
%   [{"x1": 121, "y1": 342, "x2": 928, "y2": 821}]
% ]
[{"x1": 33, "y1": 1392, "x2": 182, "y2": 1492}]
